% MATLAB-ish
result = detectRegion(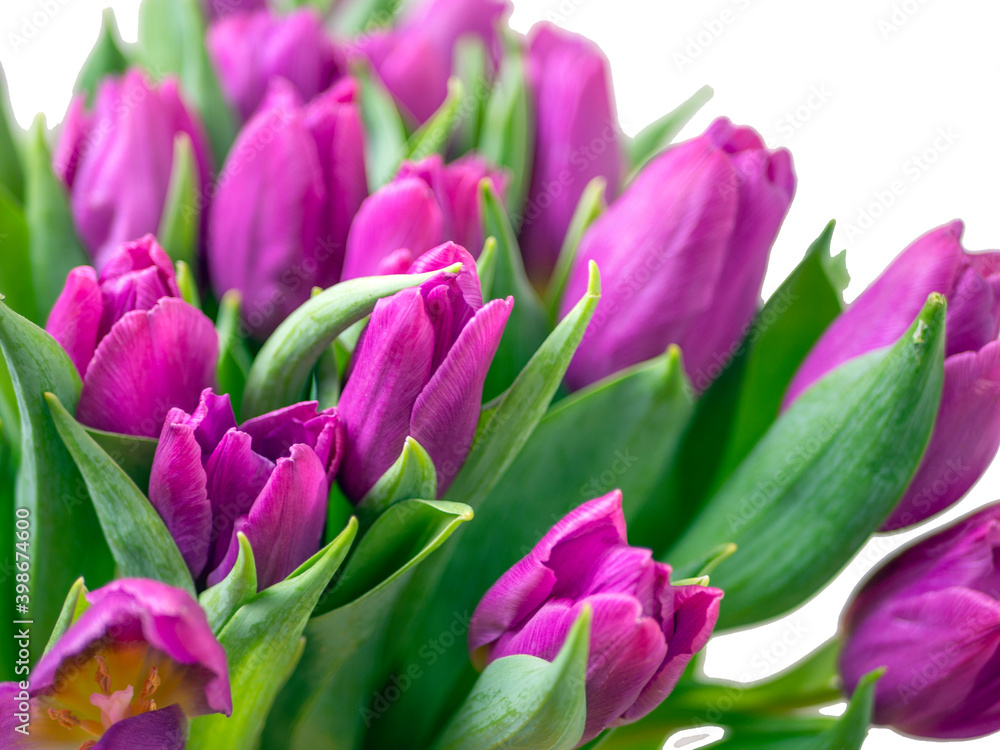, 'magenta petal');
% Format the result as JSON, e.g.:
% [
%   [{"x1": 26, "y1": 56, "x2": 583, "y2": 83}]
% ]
[
  {"x1": 52, "y1": 94, "x2": 93, "y2": 188},
  {"x1": 94, "y1": 704, "x2": 187, "y2": 750},
  {"x1": 410, "y1": 297, "x2": 512, "y2": 492},
  {"x1": 149, "y1": 415, "x2": 213, "y2": 578},
  {"x1": 45, "y1": 265, "x2": 102, "y2": 377},
  {"x1": 337, "y1": 289, "x2": 436, "y2": 500},
  {"x1": 341, "y1": 177, "x2": 444, "y2": 280},
  {"x1": 217, "y1": 444, "x2": 328, "y2": 589},
  {"x1": 884, "y1": 342, "x2": 1000, "y2": 530},
  {"x1": 77, "y1": 298, "x2": 219, "y2": 437}
]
